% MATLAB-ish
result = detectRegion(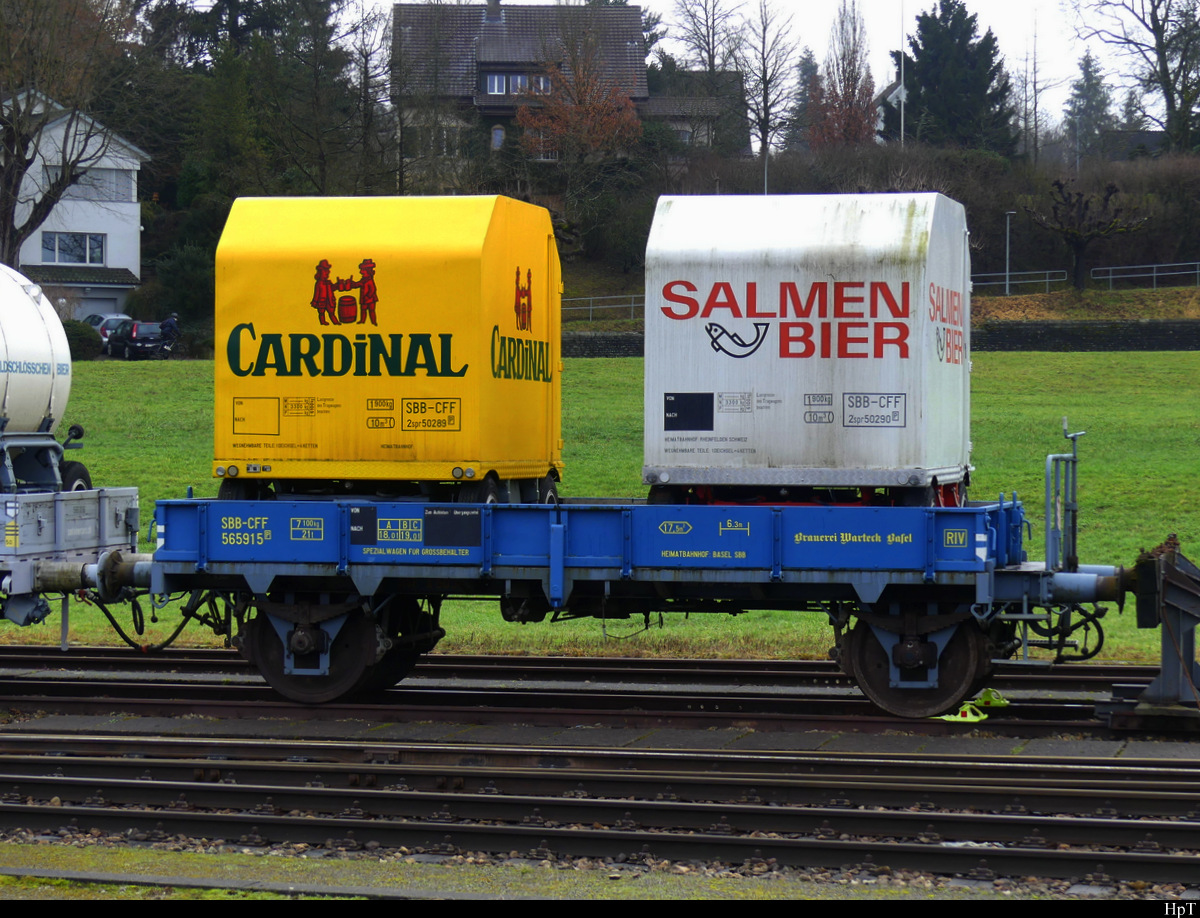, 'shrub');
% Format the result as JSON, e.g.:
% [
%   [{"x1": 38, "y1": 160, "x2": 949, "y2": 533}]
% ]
[{"x1": 61, "y1": 320, "x2": 103, "y2": 361}]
